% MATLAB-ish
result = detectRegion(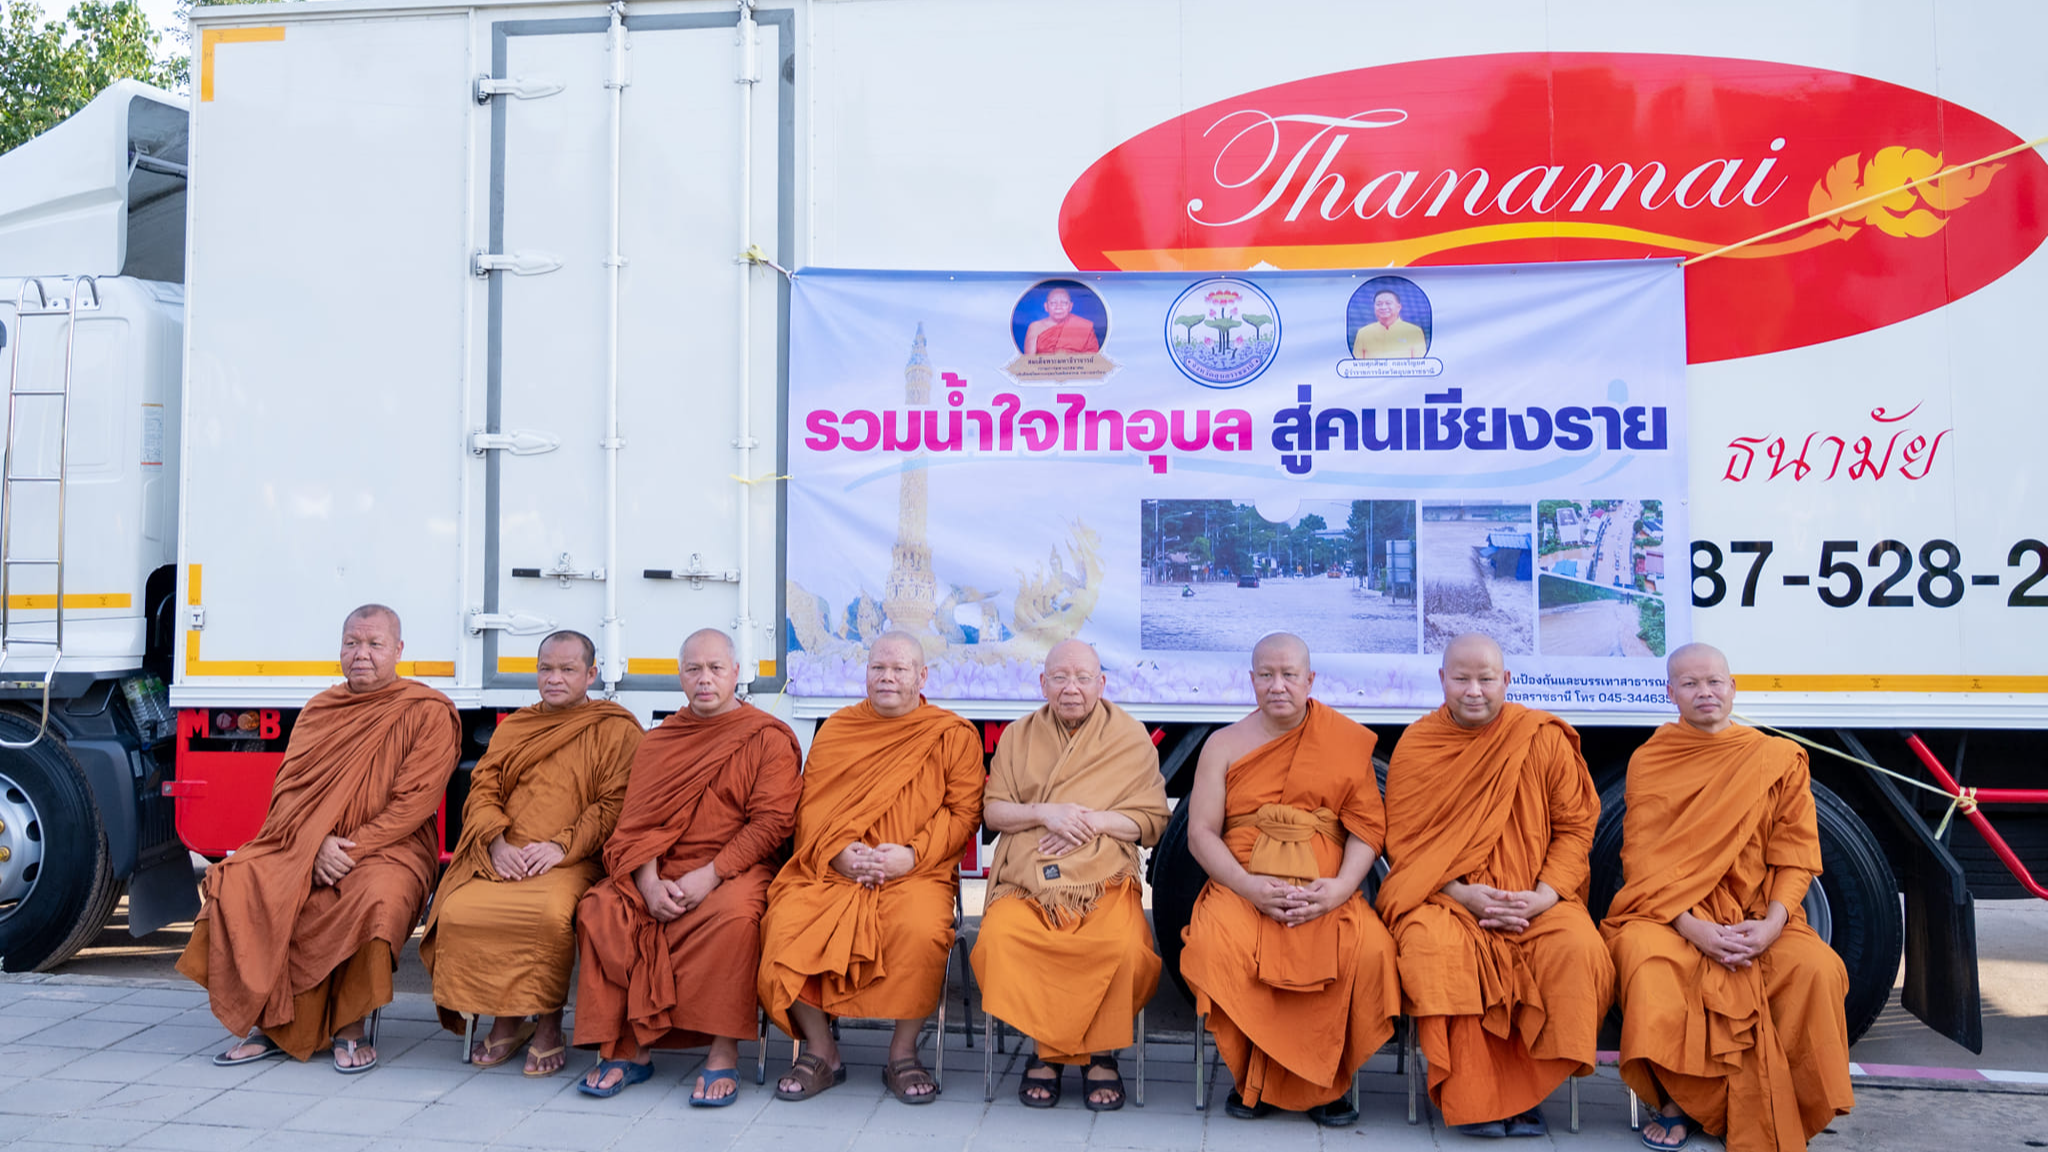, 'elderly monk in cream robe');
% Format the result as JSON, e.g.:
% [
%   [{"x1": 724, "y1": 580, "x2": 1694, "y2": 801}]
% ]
[
  {"x1": 181, "y1": 605, "x2": 459, "y2": 1073},
  {"x1": 420, "y1": 630, "x2": 641, "y2": 1075},
  {"x1": 1604, "y1": 644, "x2": 1854, "y2": 1151},
  {"x1": 1380, "y1": 633, "x2": 1612, "y2": 1139},
  {"x1": 1179, "y1": 633, "x2": 1399, "y2": 1129},
  {"x1": 972, "y1": 640, "x2": 1168, "y2": 1111}
]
